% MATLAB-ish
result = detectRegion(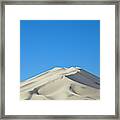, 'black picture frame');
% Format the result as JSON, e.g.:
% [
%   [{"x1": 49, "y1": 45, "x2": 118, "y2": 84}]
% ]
[{"x1": 0, "y1": 0, "x2": 119, "y2": 119}]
